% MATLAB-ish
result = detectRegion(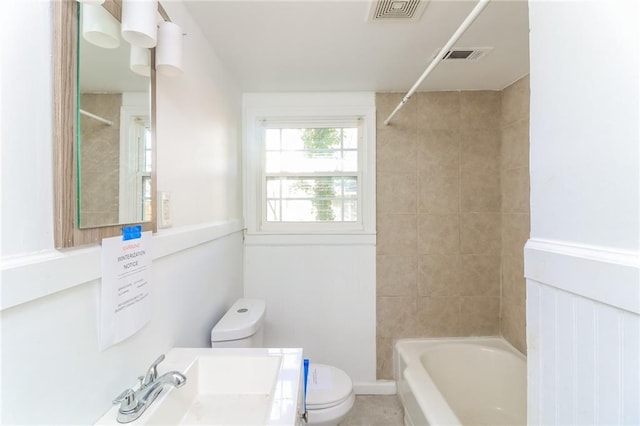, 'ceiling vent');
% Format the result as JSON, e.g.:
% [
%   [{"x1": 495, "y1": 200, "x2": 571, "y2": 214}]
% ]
[
  {"x1": 430, "y1": 47, "x2": 494, "y2": 61},
  {"x1": 368, "y1": 0, "x2": 429, "y2": 22}
]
